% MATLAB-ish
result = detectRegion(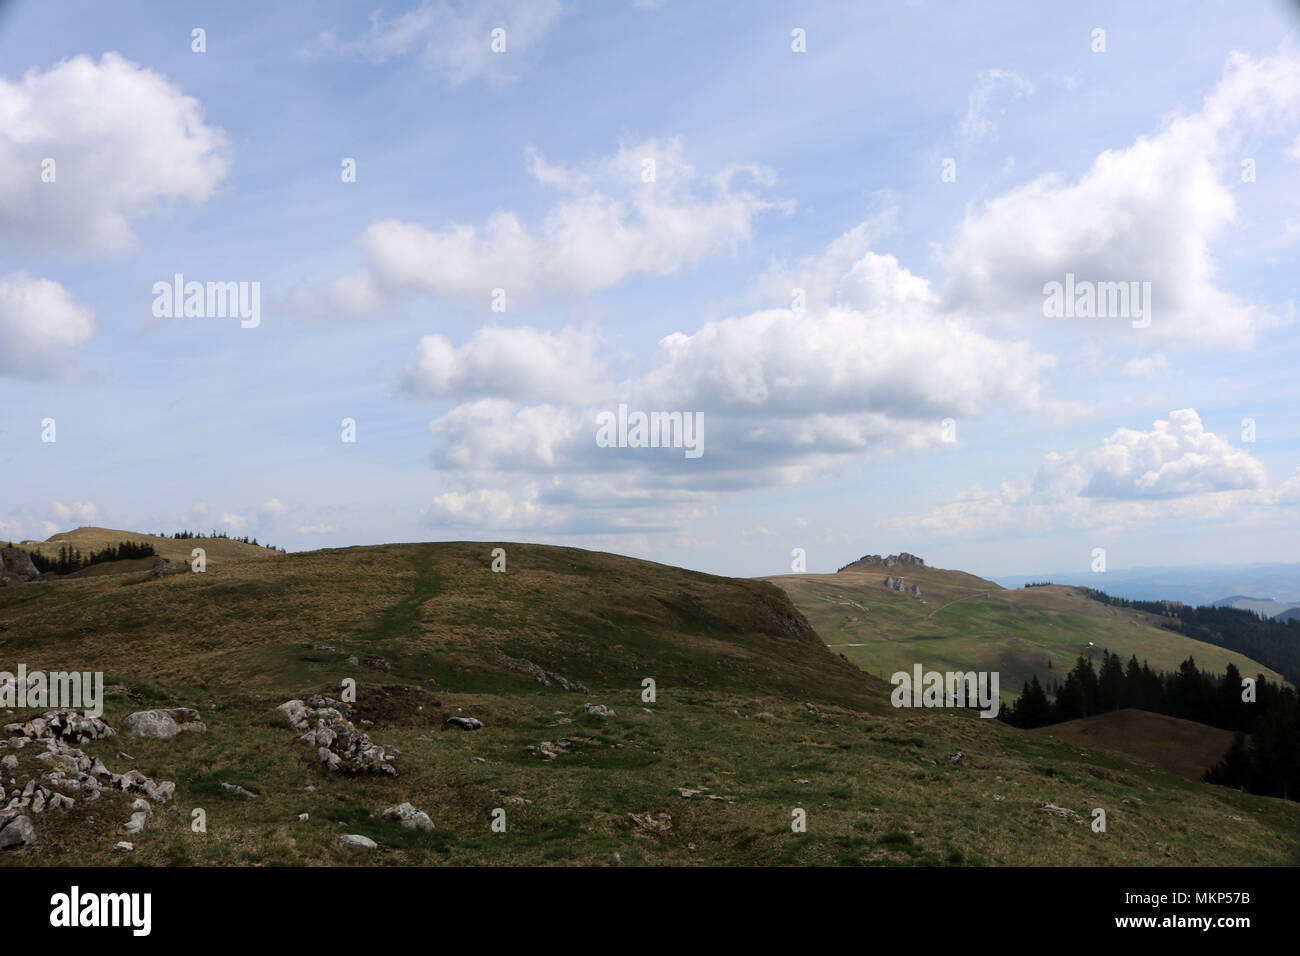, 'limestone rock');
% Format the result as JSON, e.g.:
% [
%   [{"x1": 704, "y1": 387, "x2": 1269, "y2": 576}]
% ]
[
  {"x1": 0, "y1": 814, "x2": 36, "y2": 849},
  {"x1": 336, "y1": 833, "x2": 377, "y2": 849},
  {"x1": 283, "y1": 695, "x2": 397, "y2": 775},
  {"x1": 382, "y1": 802, "x2": 434, "y2": 831},
  {"x1": 123, "y1": 708, "x2": 206, "y2": 739}
]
